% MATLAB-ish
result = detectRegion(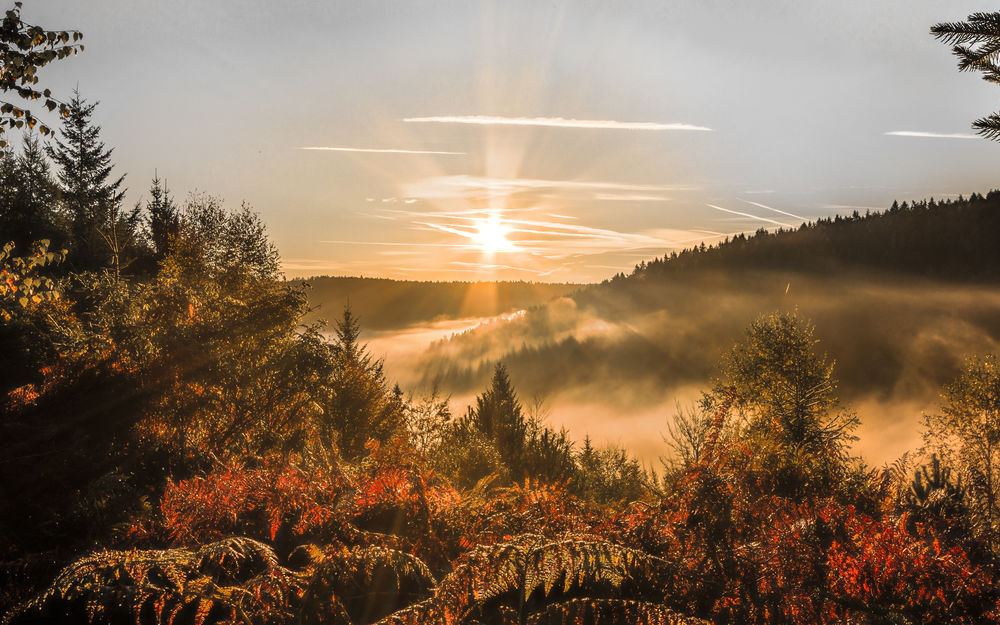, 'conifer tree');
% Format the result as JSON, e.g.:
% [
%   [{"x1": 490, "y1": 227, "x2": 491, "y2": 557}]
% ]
[
  {"x1": 465, "y1": 362, "x2": 529, "y2": 473},
  {"x1": 46, "y1": 91, "x2": 138, "y2": 274},
  {"x1": 0, "y1": 143, "x2": 20, "y2": 227},
  {"x1": 933, "y1": 12, "x2": 1000, "y2": 140},
  {"x1": 144, "y1": 172, "x2": 178, "y2": 261},
  {"x1": 334, "y1": 303, "x2": 362, "y2": 362},
  {"x1": 323, "y1": 305, "x2": 405, "y2": 459},
  {"x1": 0, "y1": 133, "x2": 57, "y2": 253}
]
